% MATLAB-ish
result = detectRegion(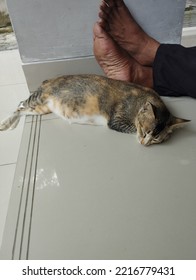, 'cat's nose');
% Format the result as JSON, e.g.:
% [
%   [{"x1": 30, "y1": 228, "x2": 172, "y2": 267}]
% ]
[
  {"x1": 140, "y1": 138, "x2": 146, "y2": 146},
  {"x1": 140, "y1": 138, "x2": 151, "y2": 146},
  {"x1": 140, "y1": 138, "x2": 144, "y2": 145}
]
